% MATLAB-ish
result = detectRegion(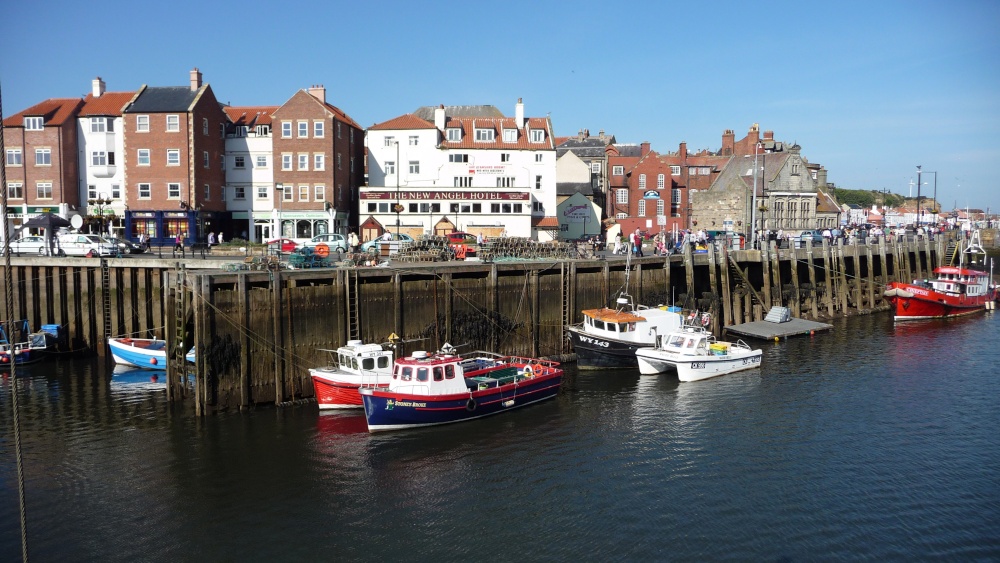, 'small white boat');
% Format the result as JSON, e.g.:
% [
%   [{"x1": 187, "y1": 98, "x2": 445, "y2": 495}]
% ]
[
  {"x1": 108, "y1": 337, "x2": 195, "y2": 368},
  {"x1": 635, "y1": 315, "x2": 762, "y2": 382}
]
